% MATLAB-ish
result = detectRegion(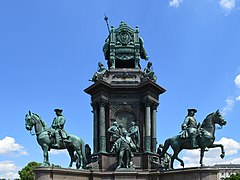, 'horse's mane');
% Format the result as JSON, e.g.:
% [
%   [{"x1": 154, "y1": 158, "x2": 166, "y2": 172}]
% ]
[
  {"x1": 201, "y1": 112, "x2": 214, "y2": 126},
  {"x1": 205, "y1": 112, "x2": 214, "y2": 119},
  {"x1": 33, "y1": 113, "x2": 48, "y2": 128}
]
